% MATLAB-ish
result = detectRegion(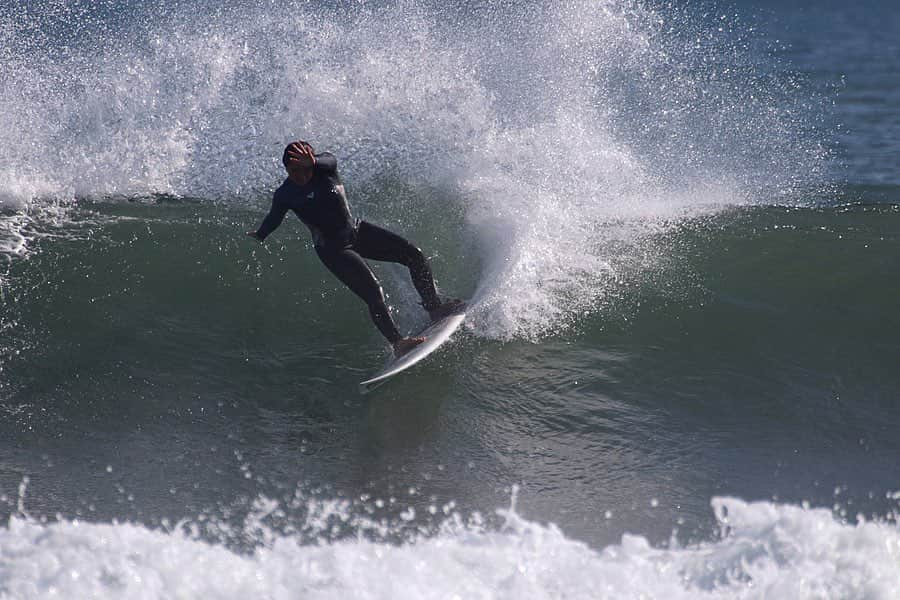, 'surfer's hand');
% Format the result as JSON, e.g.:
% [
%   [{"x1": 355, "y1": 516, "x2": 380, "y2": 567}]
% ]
[
  {"x1": 286, "y1": 143, "x2": 315, "y2": 169},
  {"x1": 246, "y1": 230, "x2": 262, "y2": 241}
]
